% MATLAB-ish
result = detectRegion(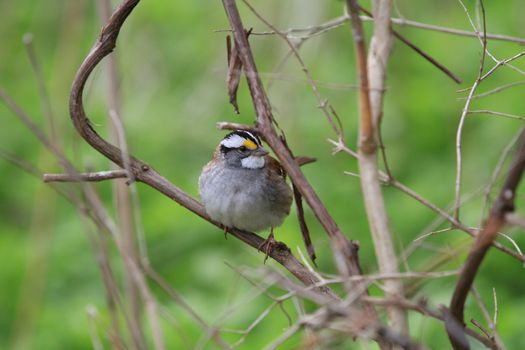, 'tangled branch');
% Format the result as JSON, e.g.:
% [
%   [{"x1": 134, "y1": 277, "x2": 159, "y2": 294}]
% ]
[{"x1": 68, "y1": 0, "x2": 337, "y2": 300}]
